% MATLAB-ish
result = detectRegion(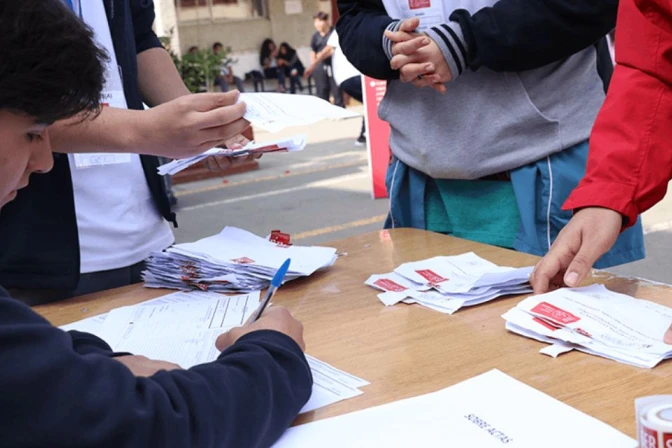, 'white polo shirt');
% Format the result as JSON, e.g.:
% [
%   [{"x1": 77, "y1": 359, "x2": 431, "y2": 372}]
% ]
[
  {"x1": 326, "y1": 31, "x2": 361, "y2": 87},
  {"x1": 70, "y1": 0, "x2": 174, "y2": 274}
]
